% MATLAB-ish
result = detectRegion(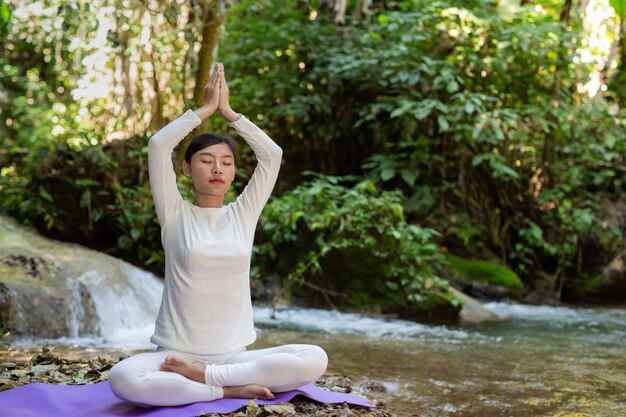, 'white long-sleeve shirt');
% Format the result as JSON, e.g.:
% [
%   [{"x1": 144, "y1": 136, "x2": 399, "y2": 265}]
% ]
[{"x1": 147, "y1": 110, "x2": 282, "y2": 354}]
